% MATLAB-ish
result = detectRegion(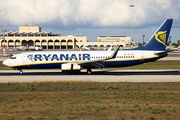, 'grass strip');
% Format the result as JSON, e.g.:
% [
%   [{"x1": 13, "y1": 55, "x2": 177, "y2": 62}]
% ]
[{"x1": 0, "y1": 82, "x2": 180, "y2": 119}]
